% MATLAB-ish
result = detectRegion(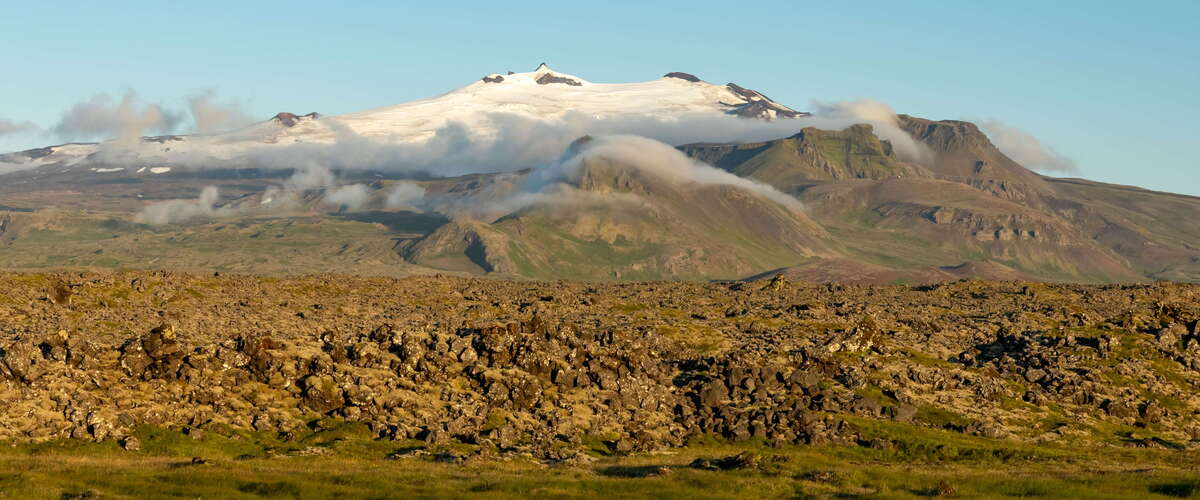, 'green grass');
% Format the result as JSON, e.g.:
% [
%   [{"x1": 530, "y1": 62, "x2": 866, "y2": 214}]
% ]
[
  {"x1": 0, "y1": 213, "x2": 414, "y2": 277},
  {"x1": 1, "y1": 424, "x2": 1198, "y2": 499}
]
